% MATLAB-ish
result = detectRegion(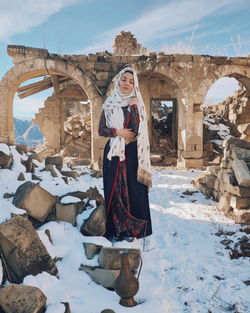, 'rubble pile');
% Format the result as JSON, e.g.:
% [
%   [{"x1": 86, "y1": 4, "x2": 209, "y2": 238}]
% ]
[
  {"x1": 194, "y1": 138, "x2": 250, "y2": 224},
  {"x1": 0, "y1": 143, "x2": 107, "y2": 312},
  {"x1": 62, "y1": 114, "x2": 91, "y2": 161}
]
